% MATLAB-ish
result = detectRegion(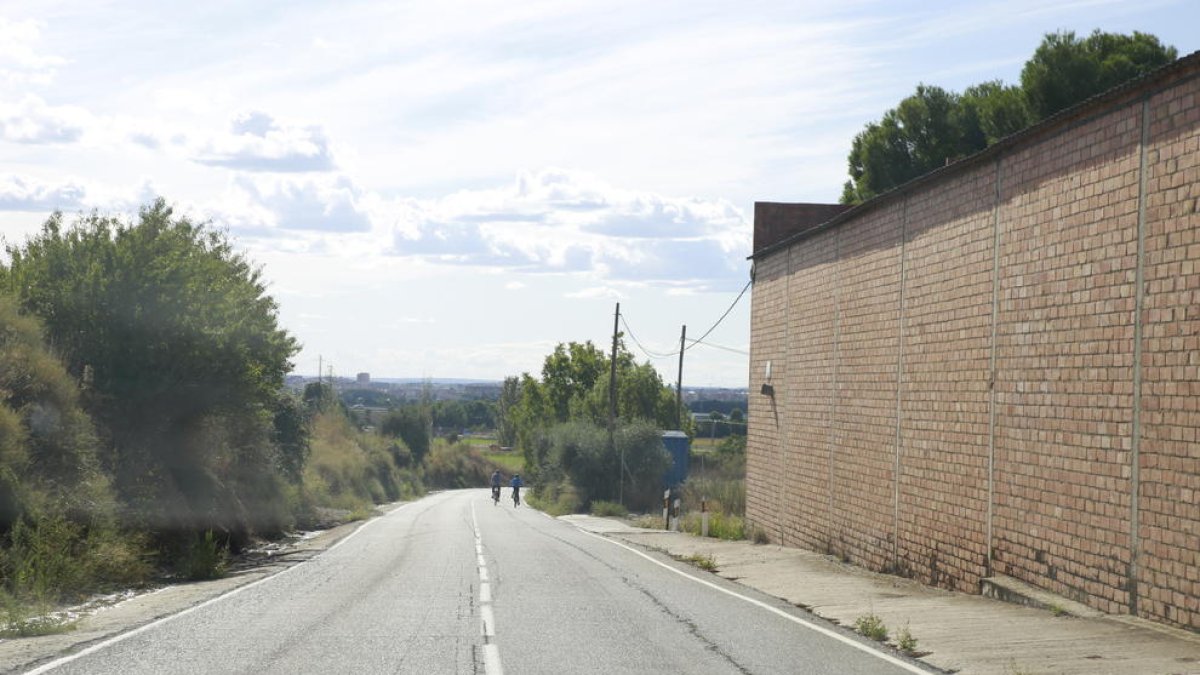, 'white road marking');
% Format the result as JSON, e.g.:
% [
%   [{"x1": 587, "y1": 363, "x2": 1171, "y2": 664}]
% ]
[
  {"x1": 577, "y1": 529, "x2": 931, "y2": 674},
  {"x1": 480, "y1": 605, "x2": 496, "y2": 637},
  {"x1": 471, "y1": 499, "x2": 504, "y2": 675},
  {"x1": 482, "y1": 644, "x2": 504, "y2": 675},
  {"x1": 25, "y1": 501, "x2": 415, "y2": 675}
]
